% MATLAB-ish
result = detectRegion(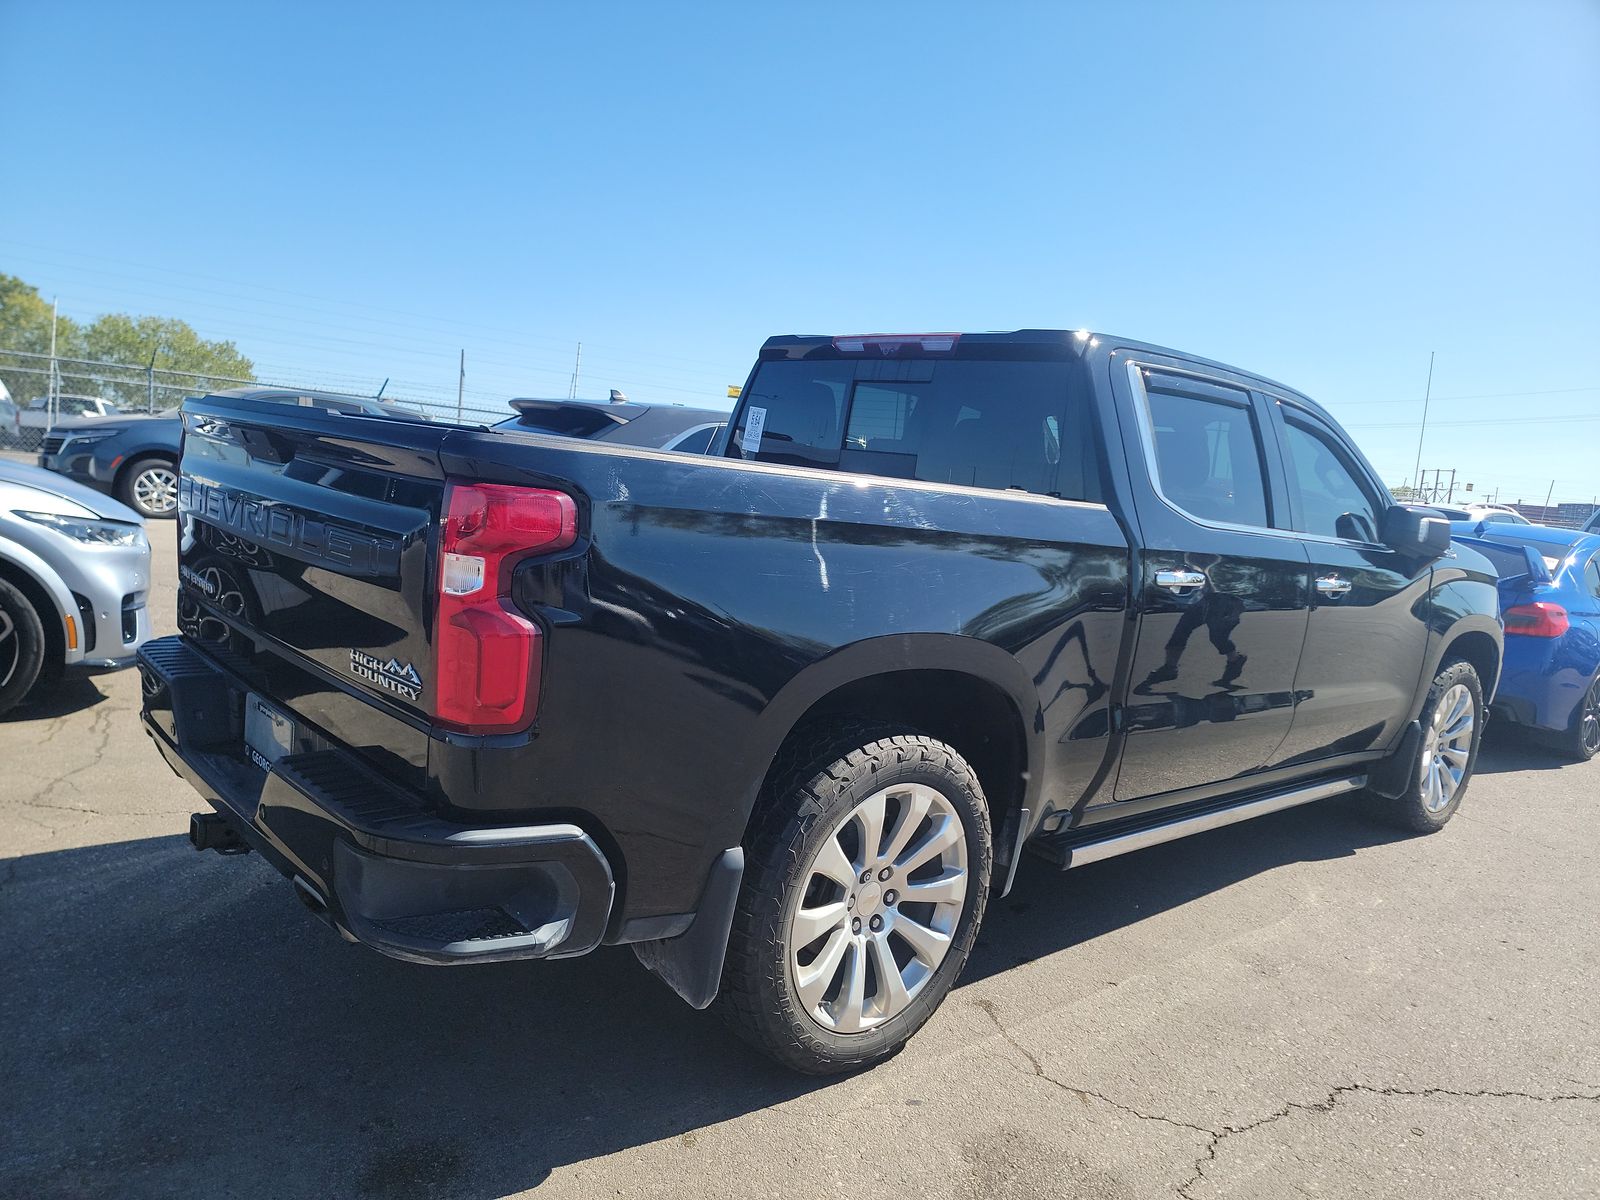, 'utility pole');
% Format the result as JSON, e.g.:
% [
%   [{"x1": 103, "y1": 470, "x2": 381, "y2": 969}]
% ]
[
  {"x1": 568, "y1": 342, "x2": 582, "y2": 400},
  {"x1": 456, "y1": 350, "x2": 465, "y2": 422},
  {"x1": 147, "y1": 350, "x2": 157, "y2": 414},
  {"x1": 1410, "y1": 350, "x2": 1435, "y2": 490},
  {"x1": 1544, "y1": 479, "x2": 1556, "y2": 516}
]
